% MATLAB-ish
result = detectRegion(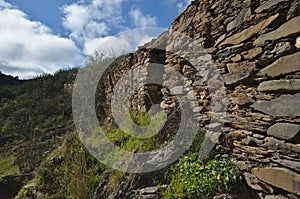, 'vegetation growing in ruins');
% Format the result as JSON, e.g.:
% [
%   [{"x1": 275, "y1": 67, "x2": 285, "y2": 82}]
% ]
[
  {"x1": 0, "y1": 53, "x2": 240, "y2": 198},
  {"x1": 162, "y1": 153, "x2": 241, "y2": 199}
]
